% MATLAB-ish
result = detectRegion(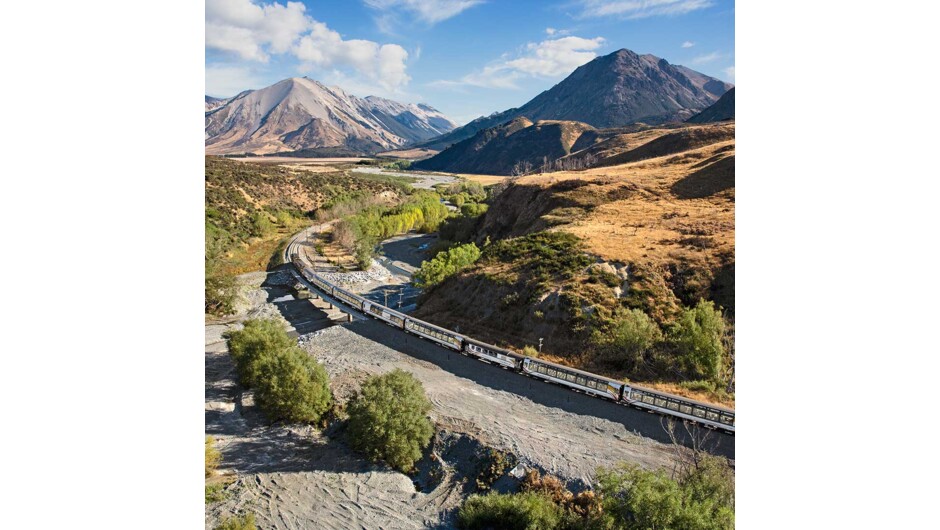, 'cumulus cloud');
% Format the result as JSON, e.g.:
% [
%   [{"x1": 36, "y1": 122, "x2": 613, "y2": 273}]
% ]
[
  {"x1": 578, "y1": 0, "x2": 713, "y2": 19},
  {"x1": 545, "y1": 27, "x2": 571, "y2": 36},
  {"x1": 363, "y1": 0, "x2": 483, "y2": 24},
  {"x1": 431, "y1": 35, "x2": 605, "y2": 89},
  {"x1": 205, "y1": 65, "x2": 264, "y2": 97},
  {"x1": 206, "y1": 0, "x2": 411, "y2": 90},
  {"x1": 681, "y1": 40, "x2": 695, "y2": 48}
]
